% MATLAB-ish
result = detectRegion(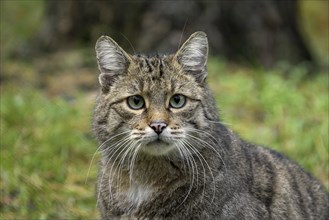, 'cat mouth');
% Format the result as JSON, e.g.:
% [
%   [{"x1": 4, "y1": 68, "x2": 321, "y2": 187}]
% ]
[
  {"x1": 147, "y1": 139, "x2": 169, "y2": 145},
  {"x1": 142, "y1": 137, "x2": 174, "y2": 155}
]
